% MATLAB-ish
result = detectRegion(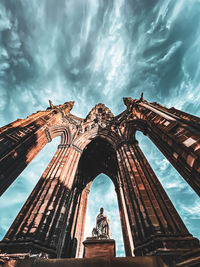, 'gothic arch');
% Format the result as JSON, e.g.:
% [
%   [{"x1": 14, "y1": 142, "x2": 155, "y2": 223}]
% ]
[
  {"x1": 73, "y1": 128, "x2": 122, "y2": 152},
  {"x1": 79, "y1": 174, "x2": 123, "y2": 257},
  {"x1": 75, "y1": 136, "x2": 119, "y2": 187},
  {"x1": 47, "y1": 125, "x2": 72, "y2": 145},
  {"x1": 123, "y1": 97, "x2": 200, "y2": 196},
  {"x1": 0, "y1": 101, "x2": 74, "y2": 197}
]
